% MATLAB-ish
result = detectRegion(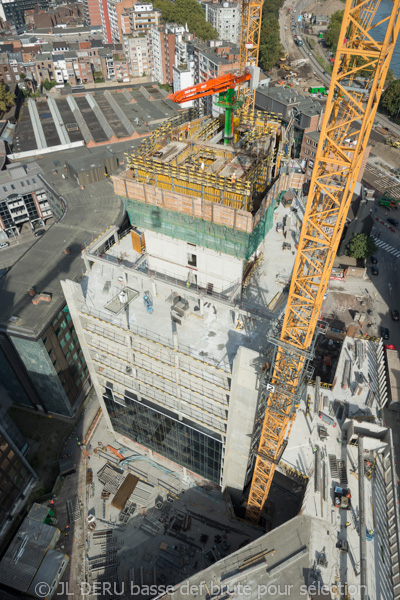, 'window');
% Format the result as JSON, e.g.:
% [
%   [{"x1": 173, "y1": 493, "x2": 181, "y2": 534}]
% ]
[
  {"x1": 307, "y1": 139, "x2": 311, "y2": 144},
  {"x1": 313, "y1": 142, "x2": 318, "y2": 148},
  {"x1": 55, "y1": 327, "x2": 61, "y2": 337},
  {"x1": 311, "y1": 152, "x2": 315, "y2": 158},
  {"x1": 65, "y1": 332, "x2": 71, "y2": 342},
  {"x1": 60, "y1": 338, "x2": 66, "y2": 348},
  {"x1": 305, "y1": 149, "x2": 309, "y2": 155},
  {"x1": 188, "y1": 253, "x2": 197, "y2": 267},
  {"x1": 11, "y1": 185, "x2": 15, "y2": 190}
]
